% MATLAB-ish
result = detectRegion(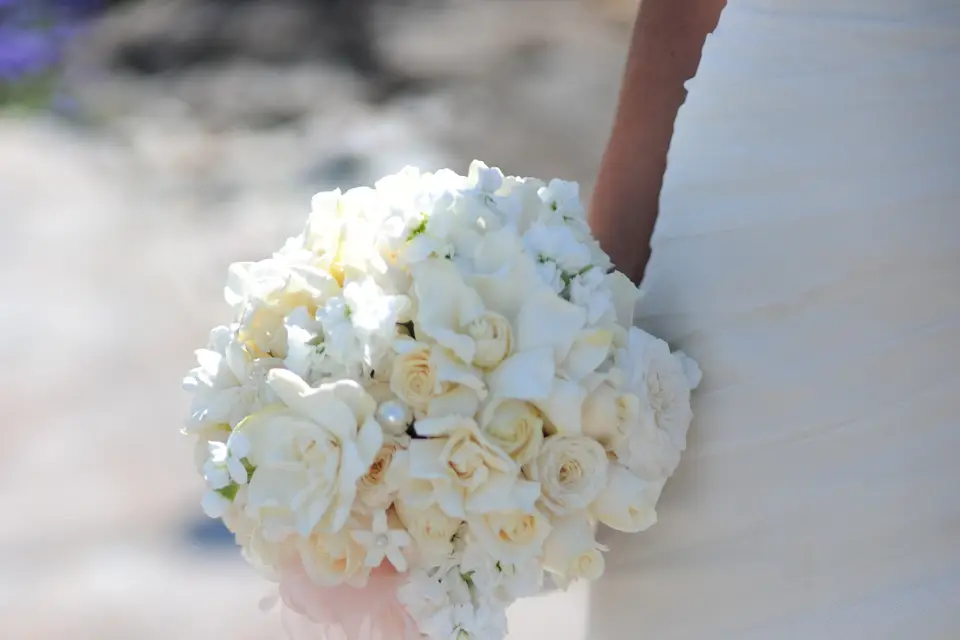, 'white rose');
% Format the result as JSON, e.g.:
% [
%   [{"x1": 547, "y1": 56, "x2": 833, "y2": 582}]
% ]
[
  {"x1": 407, "y1": 415, "x2": 538, "y2": 518},
  {"x1": 530, "y1": 435, "x2": 609, "y2": 515},
  {"x1": 542, "y1": 515, "x2": 607, "y2": 587},
  {"x1": 590, "y1": 464, "x2": 663, "y2": 533},
  {"x1": 238, "y1": 369, "x2": 383, "y2": 539},
  {"x1": 395, "y1": 499, "x2": 463, "y2": 562},
  {"x1": 297, "y1": 528, "x2": 370, "y2": 587},
  {"x1": 466, "y1": 311, "x2": 513, "y2": 369},
  {"x1": 479, "y1": 399, "x2": 544, "y2": 465},
  {"x1": 467, "y1": 508, "x2": 553, "y2": 564}
]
